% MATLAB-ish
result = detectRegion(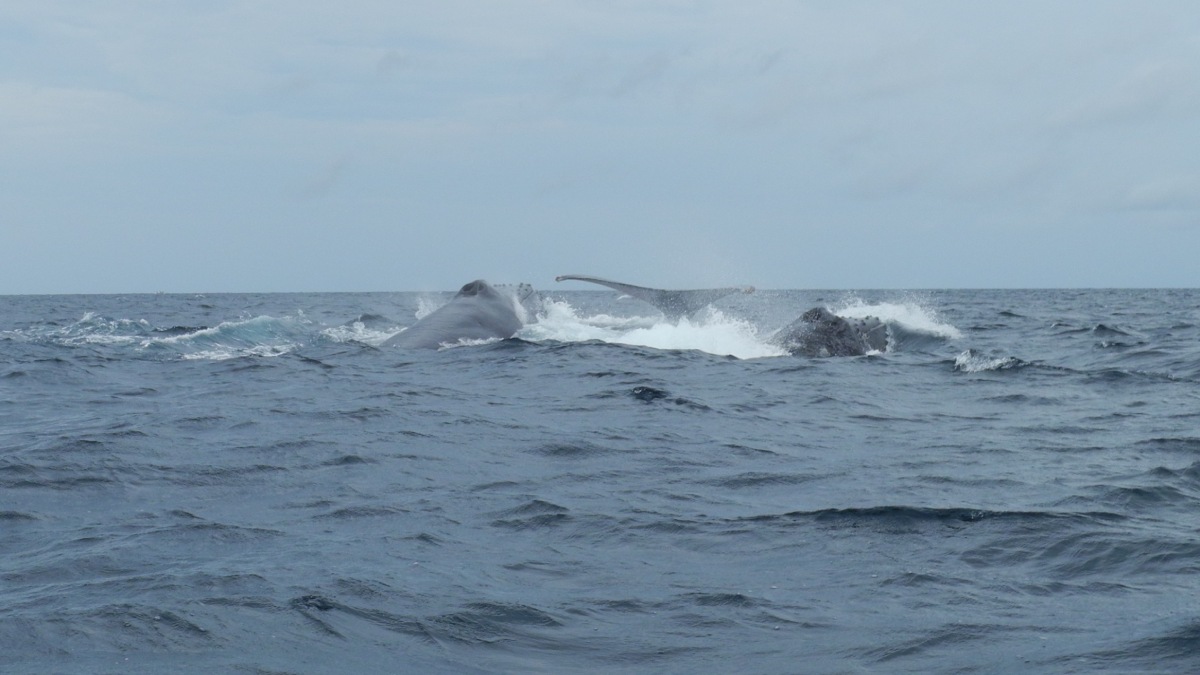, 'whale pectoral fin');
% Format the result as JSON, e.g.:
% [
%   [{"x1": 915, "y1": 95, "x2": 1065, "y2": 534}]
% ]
[{"x1": 555, "y1": 274, "x2": 754, "y2": 320}]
